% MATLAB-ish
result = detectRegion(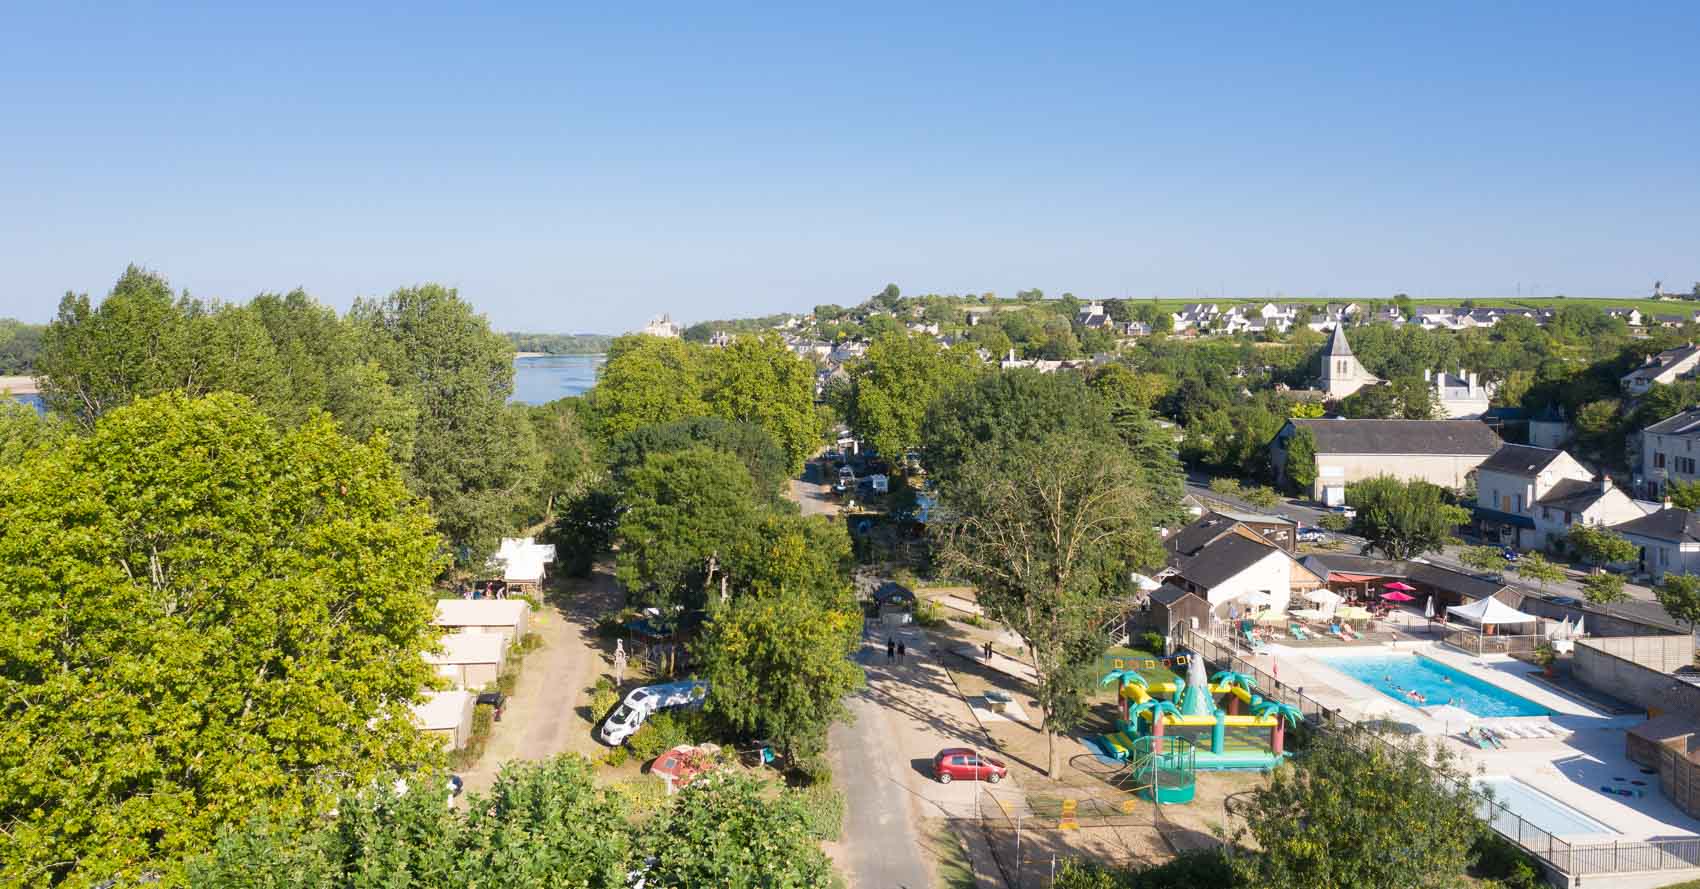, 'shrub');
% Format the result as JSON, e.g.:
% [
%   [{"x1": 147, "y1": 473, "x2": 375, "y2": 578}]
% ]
[
  {"x1": 1318, "y1": 513, "x2": 1349, "y2": 532},
  {"x1": 1138, "y1": 632, "x2": 1165, "y2": 655},
  {"x1": 609, "y1": 775, "x2": 669, "y2": 815},
  {"x1": 590, "y1": 686, "x2": 619, "y2": 726},
  {"x1": 601, "y1": 745, "x2": 628, "y2": 768},
  {"x1": 912, "y1": 599, "x2": 947, "y2": 628},
  {"x1": 1208, "y1": 477, "x2": 1243, "y2": 498},
  {"x1": 448, "y1": 703, "x2": 496, "y2": 770},
  {"x1": 1470, "y1": 832, "x2": 1541, "y2": 889},
  {"x1": 627, "y1": 710, "x2": 688, "y2": 760},
  {"x1": 1242, "y1": 485, "x2": 1282, "y2": 508},
  {"x1": 792, "y1": 784, "x2": 846, "y2": 842},
  {"x1": 595, "y1": 608, "x2": 636, "y2": 638}
]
